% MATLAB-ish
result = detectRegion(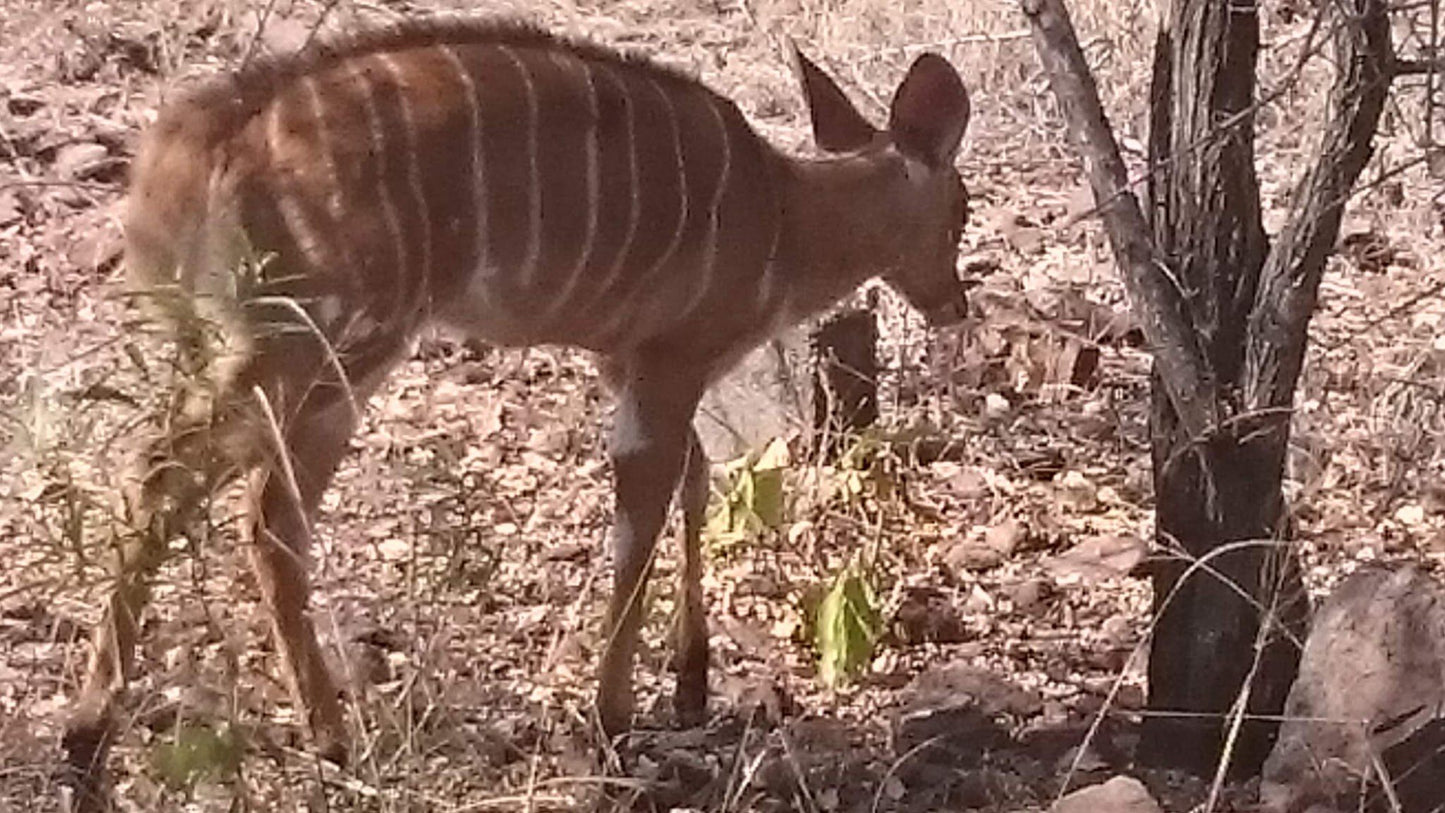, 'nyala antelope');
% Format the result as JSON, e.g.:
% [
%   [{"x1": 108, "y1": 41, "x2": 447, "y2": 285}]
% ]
[{"x1": 63, "y1": 18, "x2": 971, "y2": 791}]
